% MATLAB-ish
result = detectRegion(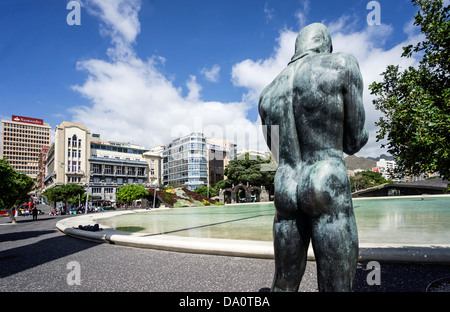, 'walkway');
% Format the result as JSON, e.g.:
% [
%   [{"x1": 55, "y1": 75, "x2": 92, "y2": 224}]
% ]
[{"x1": 1, "y1": 204, "x2": 449, "y2": 292}]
